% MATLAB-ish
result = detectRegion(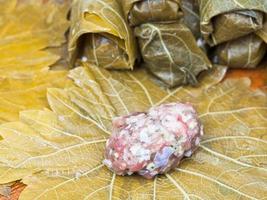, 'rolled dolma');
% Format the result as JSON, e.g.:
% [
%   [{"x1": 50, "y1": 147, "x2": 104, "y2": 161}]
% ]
[
  {"x1": 135, "y1": 22, "x2": 212, "y2": 87},
  {"x1": 214, "y1": 34, "x2": 266, "y2": 69},
  {"x1": 199, "y1": 0, "x2": 267, "y2": 46},
  {"x1": 180, "y1": 0, "x2": 209, "y2": 53},
  {"x1": 256, "y1": 17, "x2": 267, "y2": 43},
  {"x1": 180, "y1": 0, "x2": 201, "y2": 39},
  {"x1": 69, "y1": 0, "x2": 138, "y2": 69},
  {"x1": 122, "y1": 0, "x2": 182, "y2": 26}
]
